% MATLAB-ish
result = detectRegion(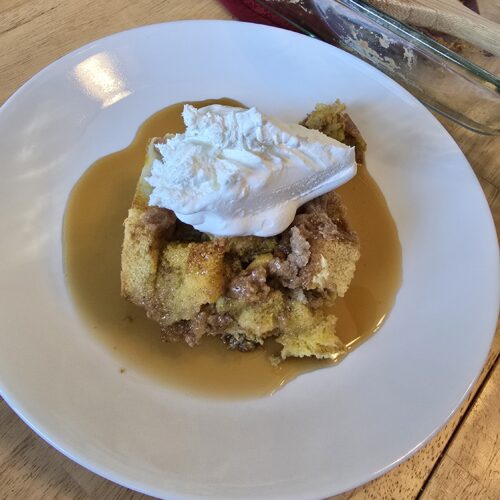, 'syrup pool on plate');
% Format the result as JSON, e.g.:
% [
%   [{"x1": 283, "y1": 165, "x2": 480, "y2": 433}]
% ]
[{"x1": 63, "y1": 98, "x2": 402, "y2": 398}]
